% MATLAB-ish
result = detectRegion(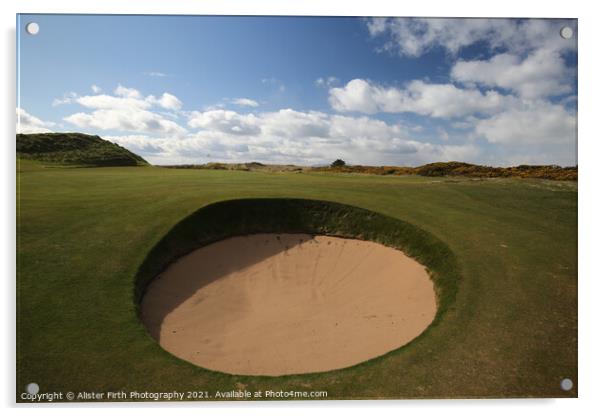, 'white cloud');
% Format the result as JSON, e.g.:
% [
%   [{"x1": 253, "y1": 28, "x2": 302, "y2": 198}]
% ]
[
  {"x1": 144, "y1": 71, "x2": 167, "y2": 77},
  {"x1": 91, "y1": 84, "x2": 102, "y2": 94},
  {"x1": 474, "y1": 102, "x2": 576, "y2": 146},
  {"x1": 366, "y1": 18, "x2": 510, "y2": 57},
  {"x1": 328, "y1": 78, "x2": 576, "y2": 163},
  {"x1": 366, "y1": 18, "x2": 576, "y2": 57},
  {"x1": 146, "y1": 92, "x2": 183, "y2": 110},
  {"x1": 103, "y1": 101, "x2": 577, "y2": 167},
  {"x1": 232, "y1": 98, "x2": 259, "y2": 107},
  {"x1": 75, "y1": 94, "x2": 151, "y2": 110},
  {"x1": 63, "y1": 85, "x2": 186, "y2": 136},
  {"x1": 16, "y1": 108, "x2": 54, "y2": 134},
  {"x1": 52, "y1": 91, "x2": 78, "y2": 106},
  {"x1": 188, "y1": 110, "x2": 260, "y2": 135},
  {"x1": 53, "y1": 77, "x2": 576, "y2": 167},
  {"x1": 104, "y1": 107, "x2": 485, "y2": 166},
  {"x1": 361, "y1": 16, "x2": 576, "y2": 162},
  {"x1": 114, "y1": 84, "x2": 143, "y2": 99},
  {"x1": 451, "y1": 49, "x2": 573, "y2": 99},
  {"x1": 437, "y1": 127, "x2": 450, "y2": 141},
  {"x1": 357, "y1": 17, "x2": 577, "y2": 166},
  {"x1": 329, "y1": 79, "x2": 516, "y2": 118},
  {"x1": 329, "y1": 79, "x2": 381, "y2": 113},
  {"x1": 65, "y1": 109, "x2": 186, "y2": 136},
  {"x1": 261, "y1": 109, "x2": 330, "y2": 138},
  {"x1": 315, "y1": 76, "x2": 339, "y2": 88},
  {"x1": 450, "y1": 119, "x2": 476, "y2": 130}
]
